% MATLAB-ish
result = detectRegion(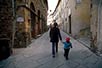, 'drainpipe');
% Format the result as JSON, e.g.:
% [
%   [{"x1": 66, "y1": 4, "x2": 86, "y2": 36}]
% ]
[
  {"x1": 97, "y1": 0, "x2": 102, "y2": 55},
  {"x1": 11, "y1": 0, "x2": 16, "y2": 49}
]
